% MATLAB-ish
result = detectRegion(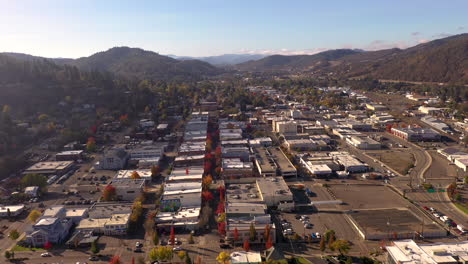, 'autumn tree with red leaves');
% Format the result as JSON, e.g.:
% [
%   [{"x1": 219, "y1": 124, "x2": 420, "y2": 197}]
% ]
[
  {"x1": 243, "y1": 240, "x2": 250, "y2": 252},
  {"x1": 202, "y1": 191, "x2": 214, "y2": 202},
  {"x1": 103, "y1": 185, "x2": 116, "y2": 201},
  {"x1": 233, "y1": 228, "x2": 239, "y2": 242}
]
